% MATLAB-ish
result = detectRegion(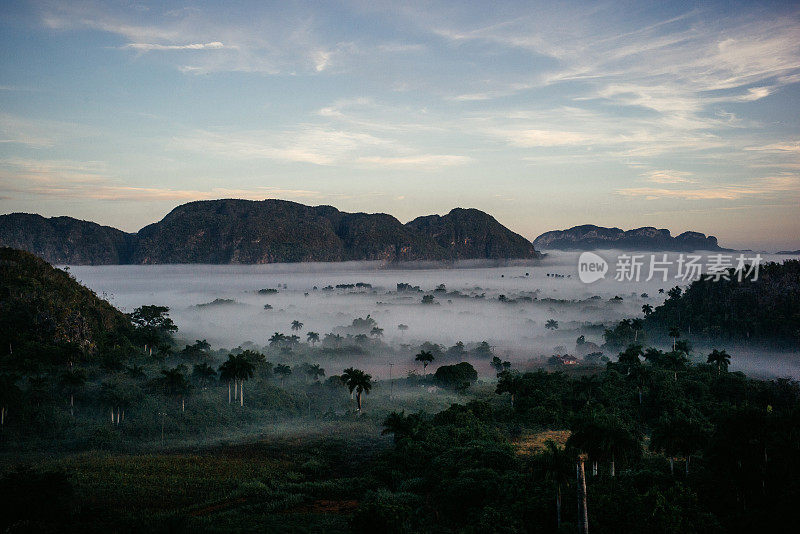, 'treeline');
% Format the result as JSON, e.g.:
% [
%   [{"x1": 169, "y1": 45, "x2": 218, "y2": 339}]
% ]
[
  {"x1": 368, "y1": 344, "x2": 800, "y2": 533},
  {"x1": 644, "y1": 260, "x2": 800, "y2": 346}
]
